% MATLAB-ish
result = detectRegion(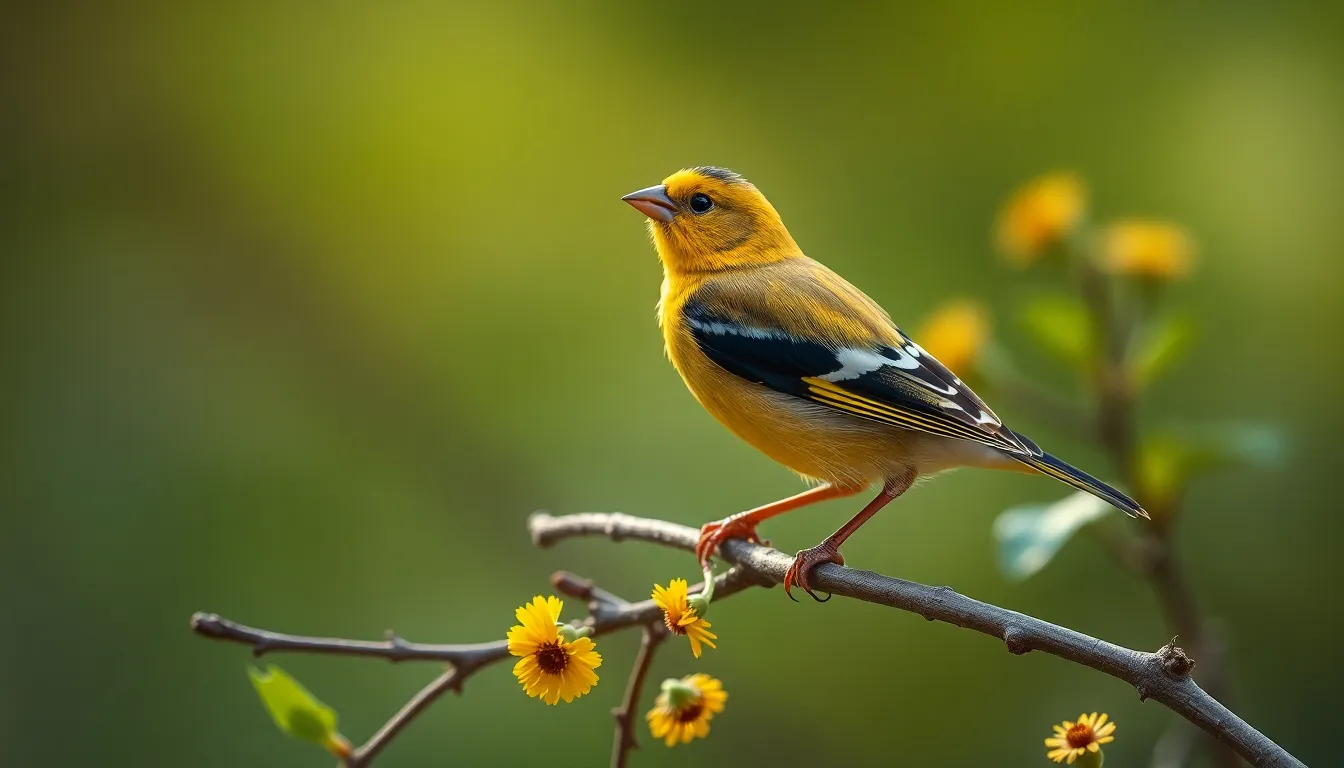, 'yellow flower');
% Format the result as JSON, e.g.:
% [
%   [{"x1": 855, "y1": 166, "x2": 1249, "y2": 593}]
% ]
[
  {"x1": 652, "y1": 579, "x2": 718, "y2": 658},
  {"x1": 506, "y1": 595, "x2": 601, "y2": 705},
  {"x1": 1099, "y1": 220, "x2": 1194, "y2": 280},
  {"x1": 1045, "y1": 712, "x2": 1116, "y2": 764},
  {"x1": 646, "y1": 674, "x2": 727, "y2": 747},
  {"x1": 996, "y1": 172, "x2": 1087, "y2": 266},
  {"x1": 915, "y1": 299, "x2": 989, "y2": 377}
]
